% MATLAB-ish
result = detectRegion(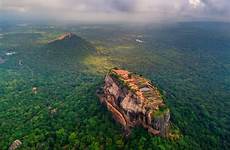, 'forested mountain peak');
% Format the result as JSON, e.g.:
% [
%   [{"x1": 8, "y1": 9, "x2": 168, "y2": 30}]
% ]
[
  {"x1": 24, "y1": 32, "x2": 95, "y2": 70},
  {"x1": 46, "y1": 32, "x2": 93, "y2": 50}
]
